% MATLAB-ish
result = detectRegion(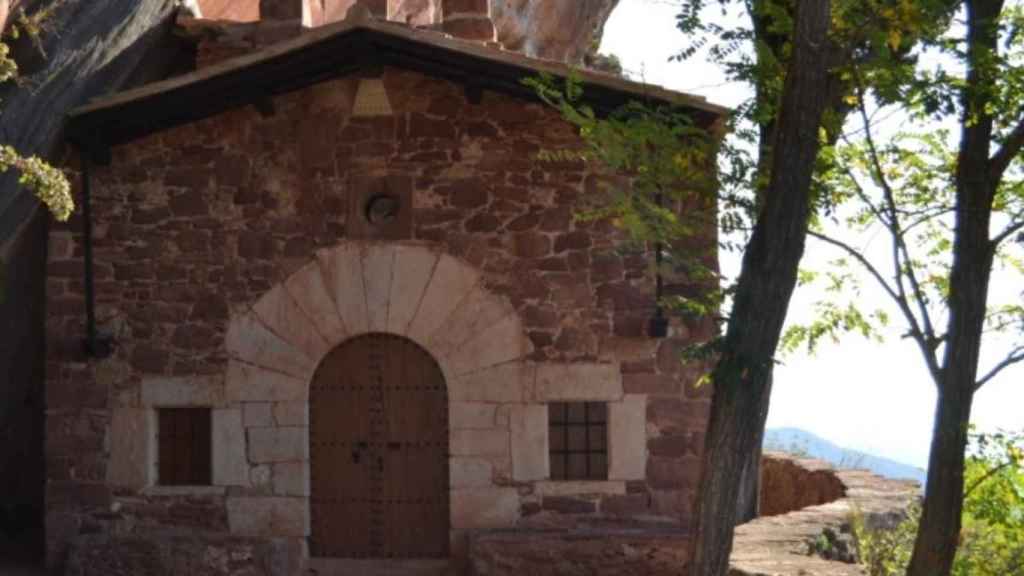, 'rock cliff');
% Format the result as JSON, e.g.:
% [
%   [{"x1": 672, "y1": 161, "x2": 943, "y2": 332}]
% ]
[
  {"x1": 491, "y1": 0, "x2": 620, "y2": 63},
  {"x1": 195, "y1": 0, "x2": 621, "y2": 62}
]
